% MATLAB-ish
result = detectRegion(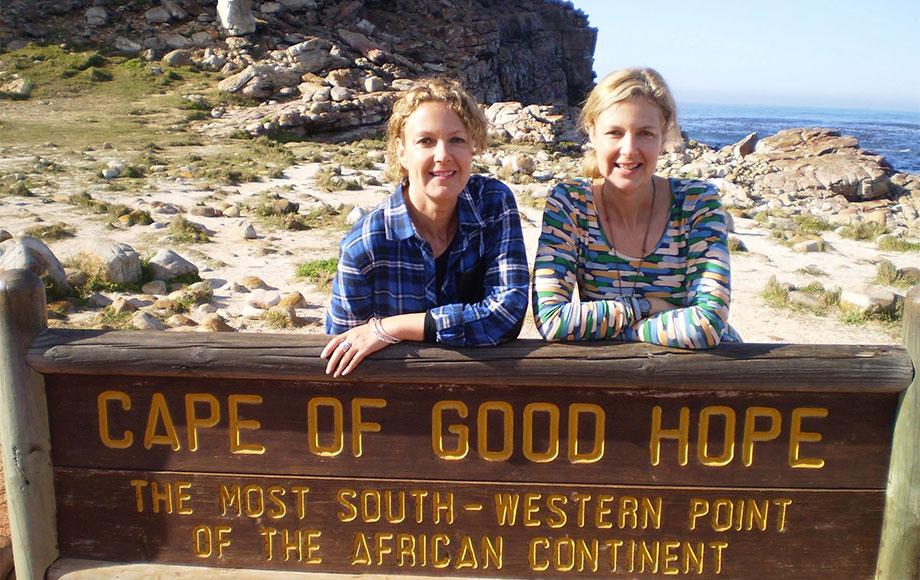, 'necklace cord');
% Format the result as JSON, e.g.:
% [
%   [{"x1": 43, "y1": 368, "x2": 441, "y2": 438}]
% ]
[{"x1": 598, "y1": 178, "x2": 657, "y2": 298}]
